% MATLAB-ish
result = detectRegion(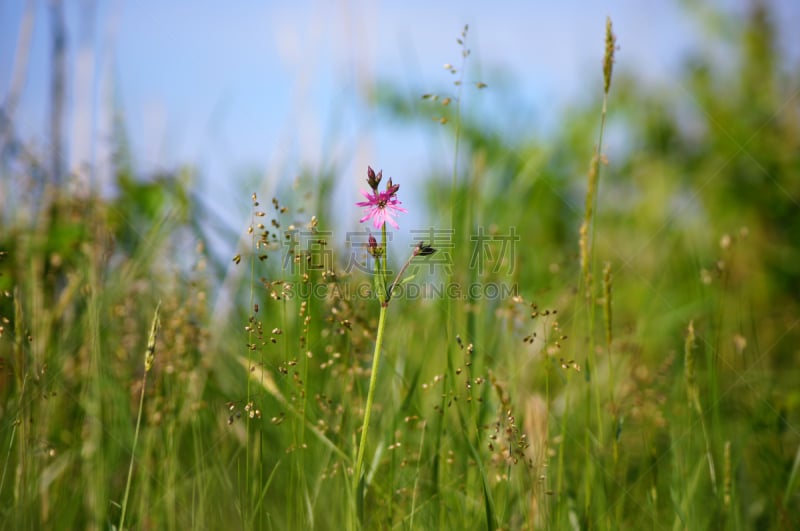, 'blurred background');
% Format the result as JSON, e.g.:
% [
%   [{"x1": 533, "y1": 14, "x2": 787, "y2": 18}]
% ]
[
  {"x1": 1, "y1": 1, "x2": 800, "y2": 528},
  {"x1": 3, "y1": 0, "x2": 799, "y2": 237}
]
